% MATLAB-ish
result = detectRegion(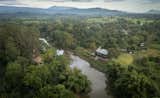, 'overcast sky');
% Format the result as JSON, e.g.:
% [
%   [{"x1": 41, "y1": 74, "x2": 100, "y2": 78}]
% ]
[{"x1": 0, "y1": 0, "x2": 160, "y2": 13}]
